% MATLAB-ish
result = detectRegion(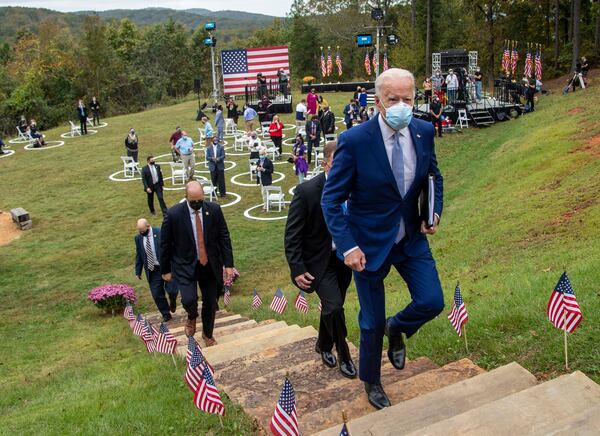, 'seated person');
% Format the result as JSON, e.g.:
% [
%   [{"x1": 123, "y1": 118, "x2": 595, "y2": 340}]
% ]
[
  {"x1": 29, "y1": 119, "x2": 45, "y2": 147},
  {"x1": 18, "y1": 116, "x2": 28, "y2": 135},
  {"x1": 248, "y1": 131, "x2": 261, "y2": 160},
  {"x1": 0, "y1": 138, "x2": 6, "y2": 155}
]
